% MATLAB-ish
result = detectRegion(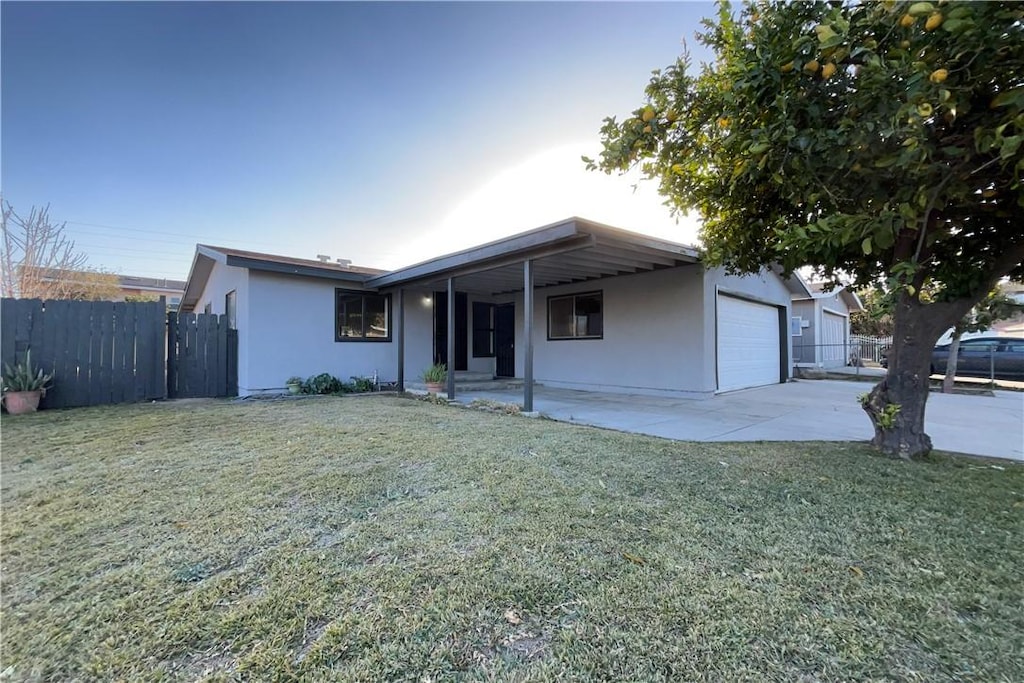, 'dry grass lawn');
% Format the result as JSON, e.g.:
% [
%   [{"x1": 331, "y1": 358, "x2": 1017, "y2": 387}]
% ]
[{"x1": 1, "y1": 395, "x2": 1022, "y2": 681}]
